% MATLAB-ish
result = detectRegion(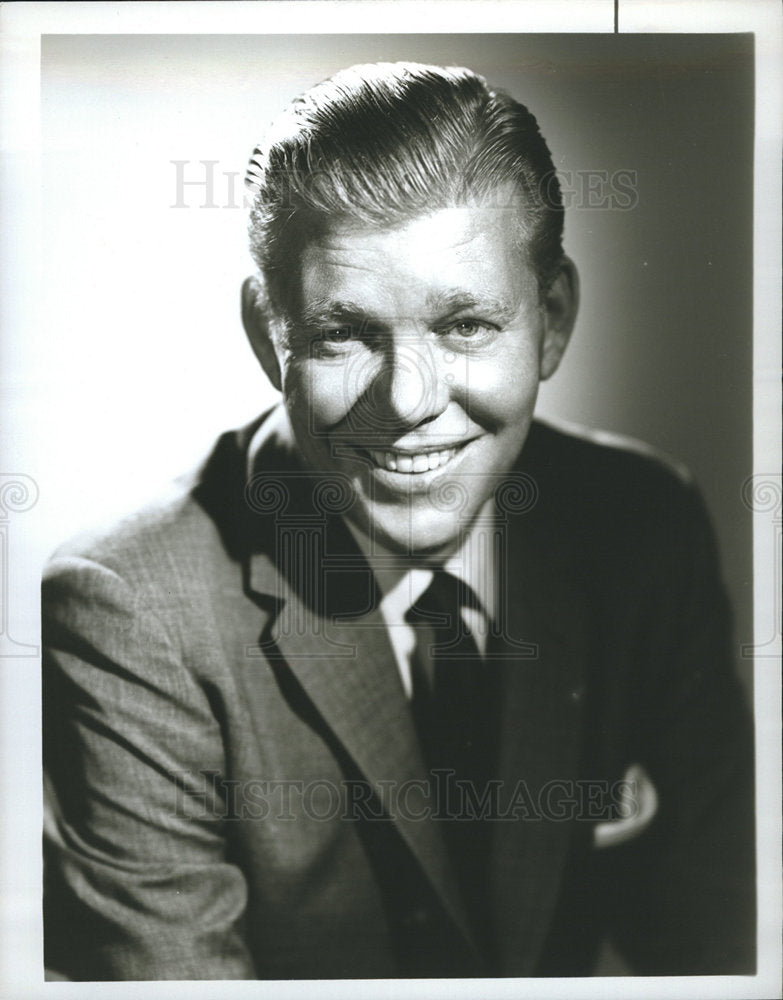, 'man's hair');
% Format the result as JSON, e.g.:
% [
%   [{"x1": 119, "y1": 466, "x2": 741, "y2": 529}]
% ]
[{"x1": 245, "y1": 62, "x2": 564, "y2": 315}]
